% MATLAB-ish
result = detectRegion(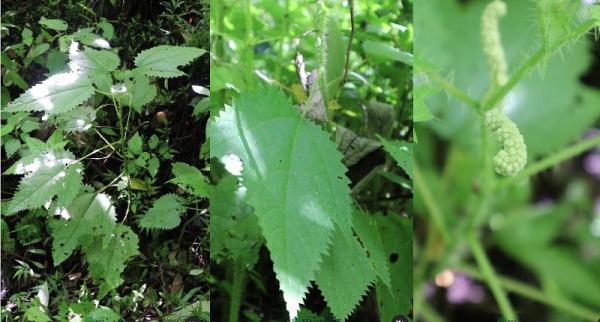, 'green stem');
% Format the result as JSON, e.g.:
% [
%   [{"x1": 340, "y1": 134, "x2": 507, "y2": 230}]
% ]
[
  {"x1": 341, "y1": 0, "x2": 355, "y2": 89},
  {"x1": 420, "y1": 302, "x2": 448, "y2": 322},
  {"x1": 425, "y1": 70, "x2": 480, "y2": 112},
  {"x1": 482, "y1": 20, "x2": 597, "y2": 111},
  {"x1": 413, "y1": 164, "x2": 449, "y2": 242},
  {"x1": 228, "y1": 261, "x2": 246, "y2": 322},
  {"x1": 468, "y1": 233, "x2": 516, "y2": 319},
  {"x1": 458, "y1": 265, "x2": 600, "y2": 321},
  {"x1": 499, "y1": 134, "x2": 600, "y2": 186}
]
